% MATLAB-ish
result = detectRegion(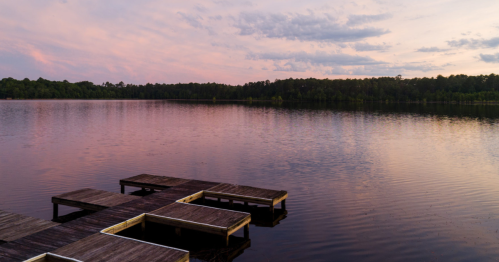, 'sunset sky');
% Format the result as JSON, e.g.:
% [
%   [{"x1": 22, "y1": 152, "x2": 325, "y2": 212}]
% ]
[{"x1": 1, "y1": 0, "x2": 499, "y2": 85}]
